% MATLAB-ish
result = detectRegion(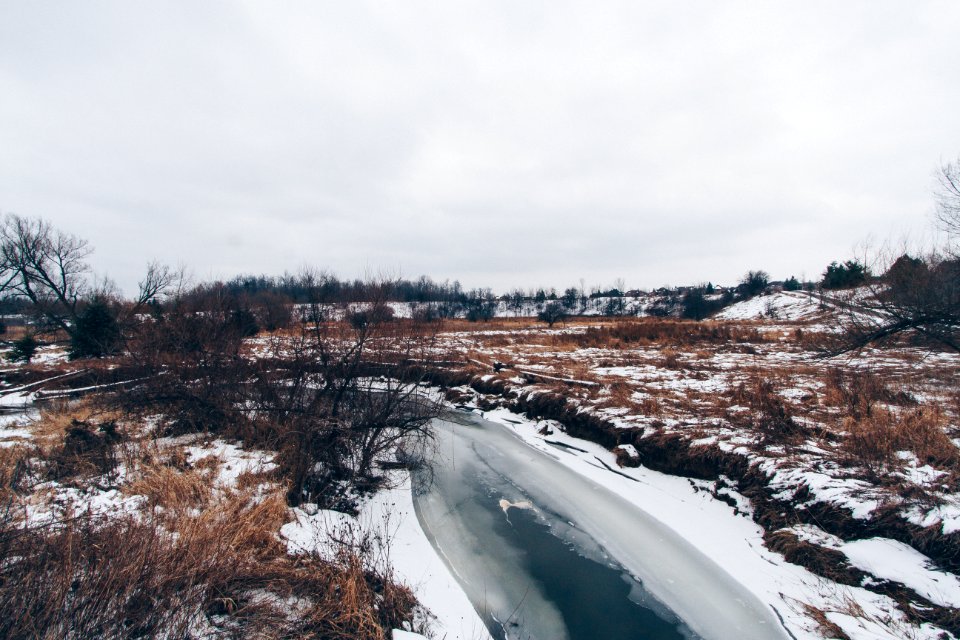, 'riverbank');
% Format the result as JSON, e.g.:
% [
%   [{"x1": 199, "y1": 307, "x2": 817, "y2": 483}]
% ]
[
  {"x1": 419, "y1": 316, "x2": 960, "y2": 638},
  {"x1": 455, "y1": 404, "x2": 956, "y2": 640},
  {"x1": 280, "y1": 470, "x2": 492, "y2": 640}
]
